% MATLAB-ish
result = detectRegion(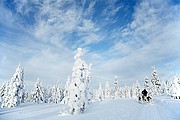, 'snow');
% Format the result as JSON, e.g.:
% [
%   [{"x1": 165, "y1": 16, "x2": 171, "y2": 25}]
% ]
[{"x1": 1, "y1": 97, "x2": 180, "y2": 120}]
